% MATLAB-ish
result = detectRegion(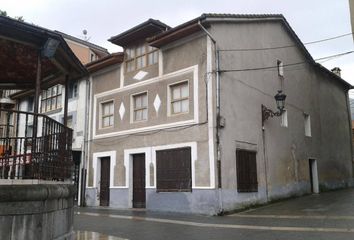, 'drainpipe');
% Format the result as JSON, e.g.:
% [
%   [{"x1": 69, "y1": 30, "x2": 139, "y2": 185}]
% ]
[
  {"x1": 80, "y1": 76, "x2": 91, "y2": 206},
  {"x1": 198, "y1": 21, "x2": 223, "y2": 213}
]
